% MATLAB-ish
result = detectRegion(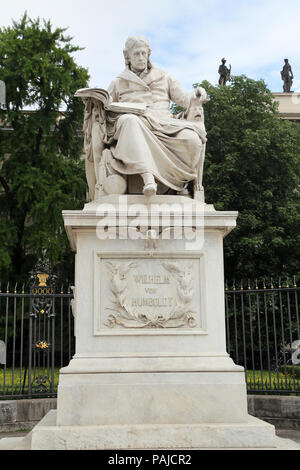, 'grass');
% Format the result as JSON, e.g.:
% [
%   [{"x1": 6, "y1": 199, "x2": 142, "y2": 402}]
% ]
[
  {"x1": 1, "y1": 366, "x2": 300, "y2": 396},
  {"x1": 0, "y1": 366, "x2": 60, "y2": 396},
  {"x1": 245, "y1": 367, "x2": 300, "y2": 392}
]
